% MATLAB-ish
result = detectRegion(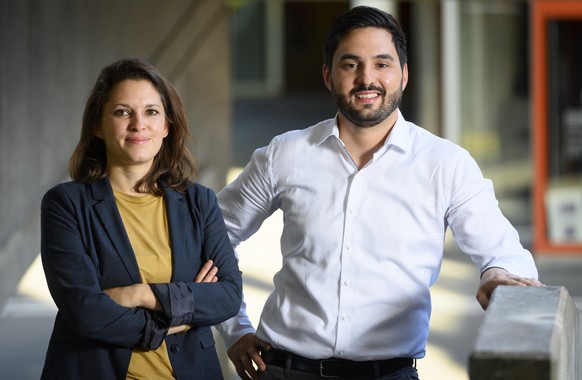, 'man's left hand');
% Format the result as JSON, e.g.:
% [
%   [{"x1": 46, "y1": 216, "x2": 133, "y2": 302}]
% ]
[{"x1": 476, "y1": 267, "x2": 544, "y2": 310}]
